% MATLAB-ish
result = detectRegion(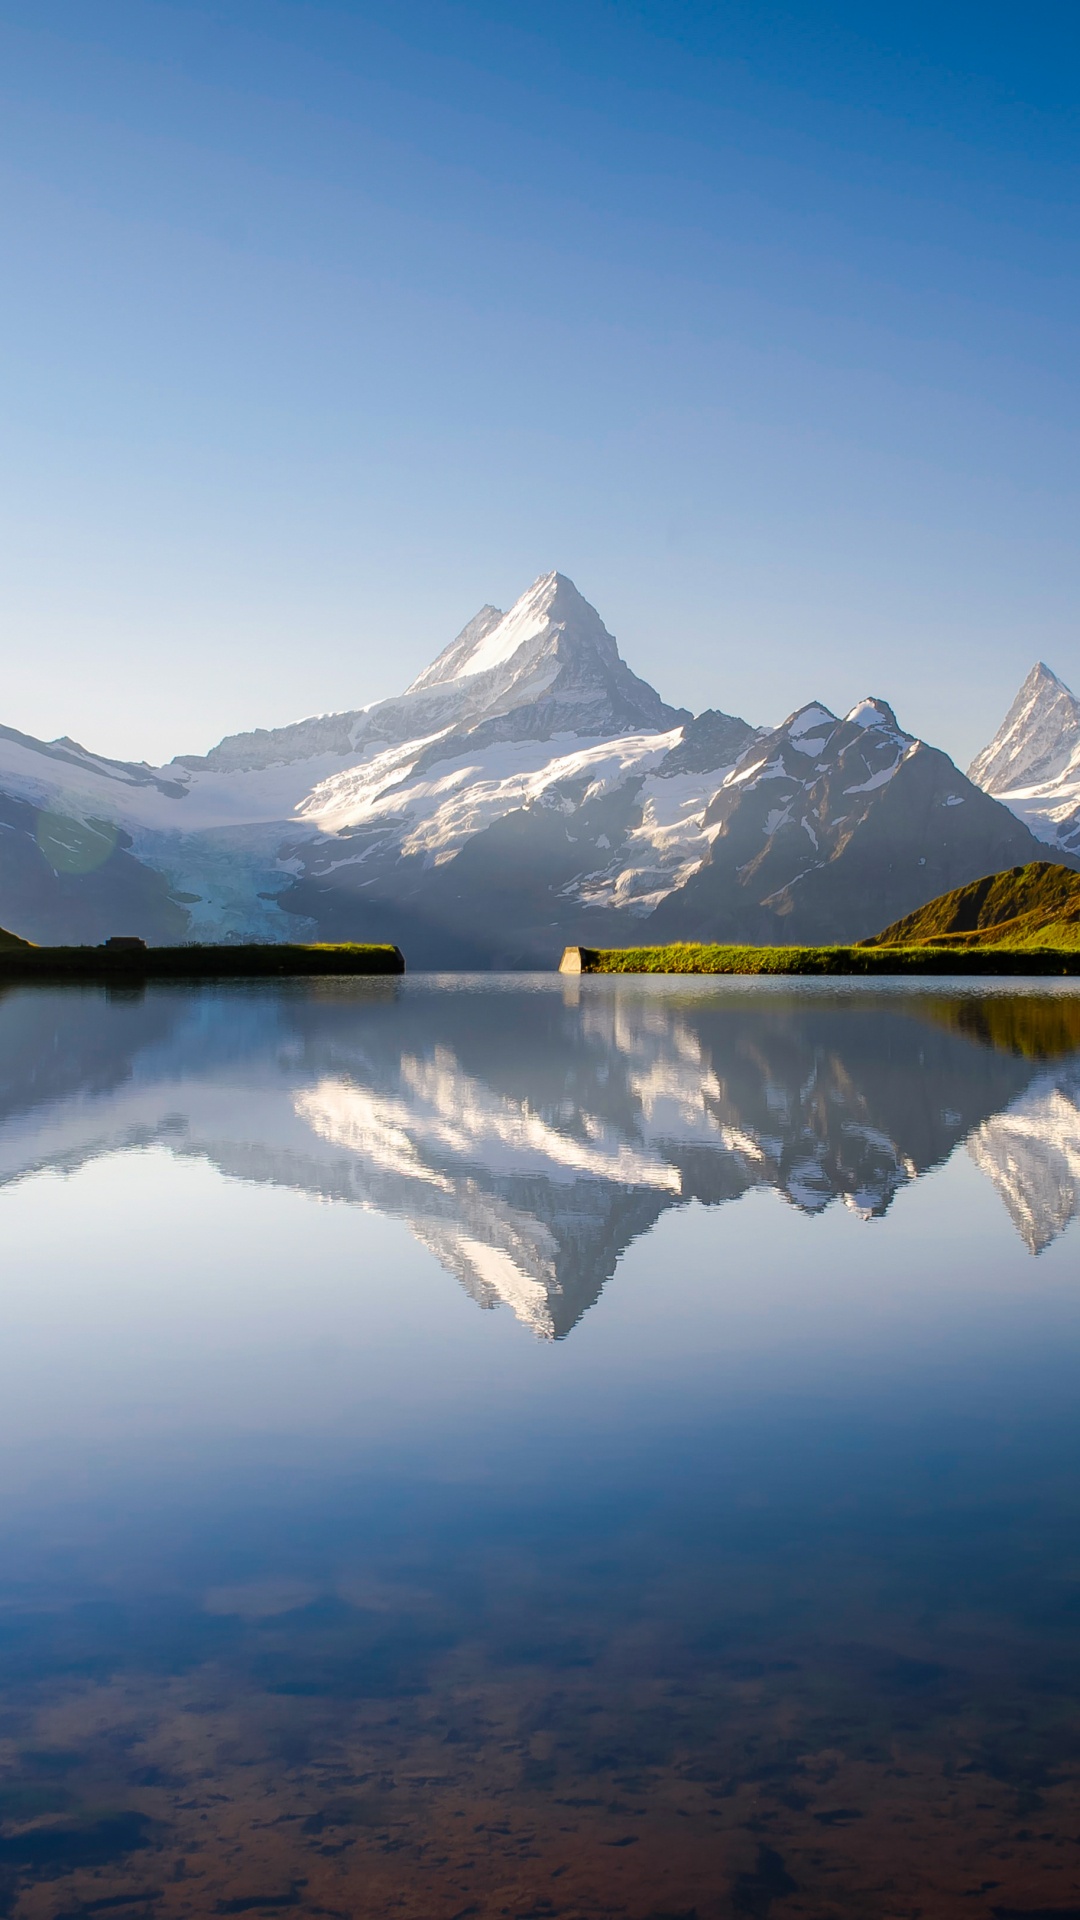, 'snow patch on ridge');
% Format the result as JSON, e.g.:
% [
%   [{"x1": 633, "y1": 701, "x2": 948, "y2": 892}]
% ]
[
  {"x1": 843, "y1": 752, "x2": 906, "y2": 795},
  {"x1": 570, "y1": 761, "x2": 737, "y2": 915},
  {"x1": 302, "y1": 729, "x2": 681, "y2": 869}
]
